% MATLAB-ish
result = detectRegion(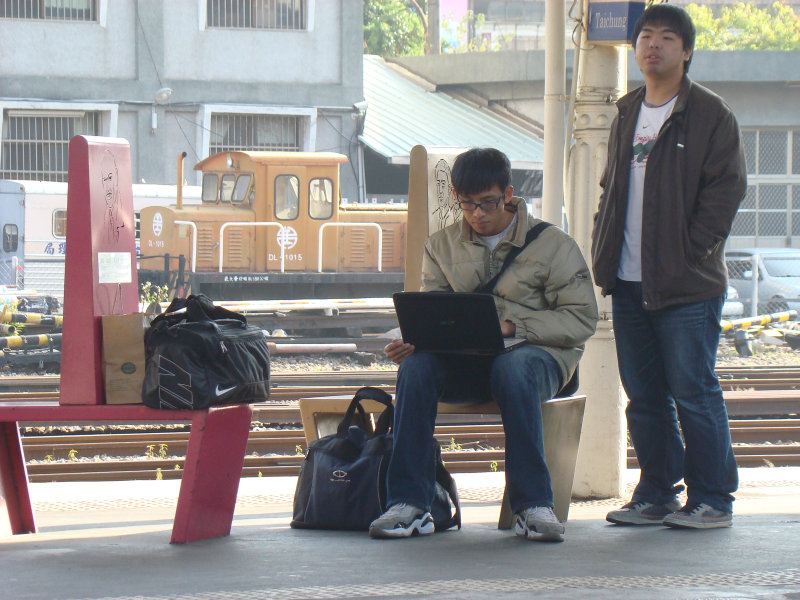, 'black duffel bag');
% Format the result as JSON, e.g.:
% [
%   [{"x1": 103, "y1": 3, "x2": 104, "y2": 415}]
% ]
[
  {"x1": 290, "y1": 387, "x2": 460, "y2": 532},
  {"x1": 142, "y1": 294, "x2": 270, "y2": 410}
]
